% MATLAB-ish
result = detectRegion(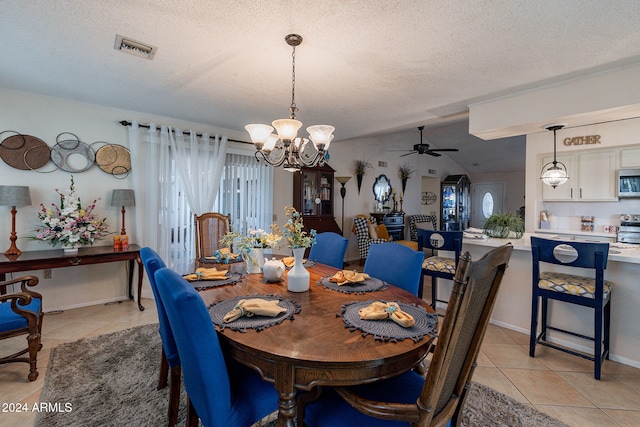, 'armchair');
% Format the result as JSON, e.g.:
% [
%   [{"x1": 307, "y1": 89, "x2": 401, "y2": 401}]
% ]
[
  {"x1": 352, "y1": 216, "x2": 389, "y2": 264},
  {"x1": 408, "y1": 214, "x2": 438, "y2": 242},
  {"x1": 0, "y1": 276, "x2": 44, "y2": 381}
]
